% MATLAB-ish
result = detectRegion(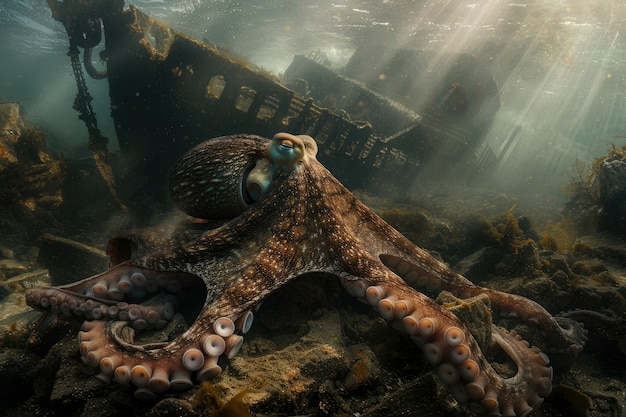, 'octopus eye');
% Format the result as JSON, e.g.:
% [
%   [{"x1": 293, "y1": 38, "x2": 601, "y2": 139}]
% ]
[{"x1": 269, "y1": 133, "x2": 305, "y2": 166}]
